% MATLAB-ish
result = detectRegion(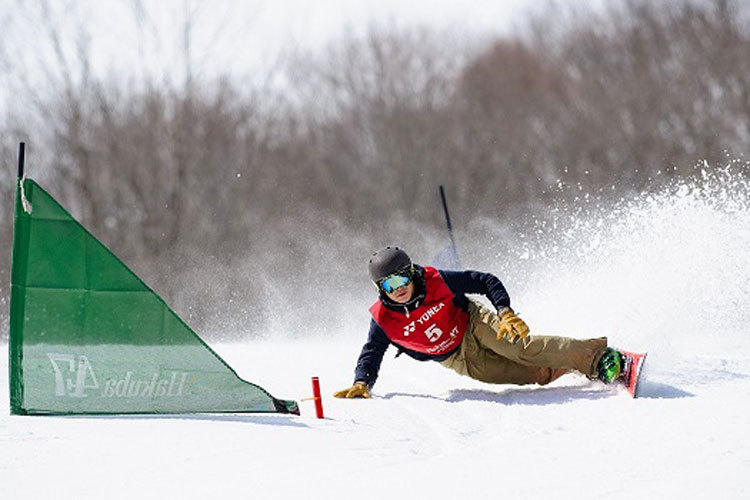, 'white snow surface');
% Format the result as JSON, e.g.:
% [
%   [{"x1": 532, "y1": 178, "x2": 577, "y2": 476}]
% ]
[
  {"x1": 2, "y1": 340, "x2": 750, "y2": 499},
  {"x1": 3, "y1": 164, "x2": 750, "y2": 499}
]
